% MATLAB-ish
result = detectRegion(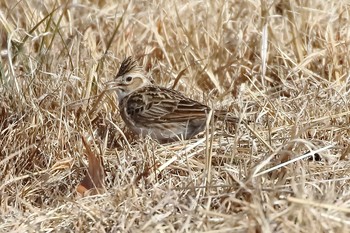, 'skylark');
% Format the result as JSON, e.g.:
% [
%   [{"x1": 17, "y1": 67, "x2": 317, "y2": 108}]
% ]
[{"x1": 107, "y1": 57, "x2": 238, "y2": 143}]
